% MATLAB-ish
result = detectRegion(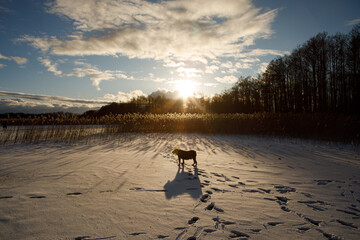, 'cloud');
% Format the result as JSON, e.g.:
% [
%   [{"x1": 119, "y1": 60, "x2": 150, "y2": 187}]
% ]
[
  {"x1": 38, "y1": 57, "x2": 62, "y2": 76},
  {"x1": 0, "y1": 53, "x2": 28, "y2": 65},
  {"x1": 0, "y1": 90, "x2": 150, "y2": 113},
  {"x1": 258, "y1": 62, "x2": 269, "y2": 73},
  {"x1": 205, "y1": 65, "x2": 219, "y2": 74},
  {"x1": 204, "y1": 83, "x2": 218, "y2": 87},
  {"x1": 149, "y1": 88, "x2": 180, "y2": 99},
  {"x1": 0, "y1": 63, "x2": 5, "y2": 68},
  {"x1": 236, "y1": 49, "x2": 288, "y2": 58},
  {"x1": 0, "y1": 98, "x2": 98, "y2": 114},
  {"x1": 176, "y1": 67, "x2": 202, "y2": 78},
  {"x1": 346, "y1": 18, "x2": 360, "y2": 26},
  {"x1": 235, "y1": 62, "x2": 252, "y2": 69},
  {"x1": 20, "y1": 0, "x2": 278, "y2": 65},
  {"x1": 215, "y1": 75, "x2": 238, "y2": 84},
  {"x1": 0, "y1": 90, "x2": 111, "y2": 105},
  {"x1": 67, "y1": 65, "x2": 133, "y2": 90},
  {"x1": 105, "y1": 90, "x2": 147, "y2": 102}
]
